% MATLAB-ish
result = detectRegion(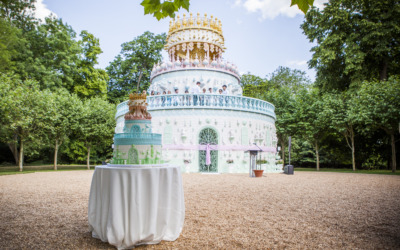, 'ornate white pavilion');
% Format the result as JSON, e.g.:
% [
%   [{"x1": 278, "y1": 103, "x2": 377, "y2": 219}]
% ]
[{"x1": 114, "y1": 13, "x2": 279, "y2": 173}]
